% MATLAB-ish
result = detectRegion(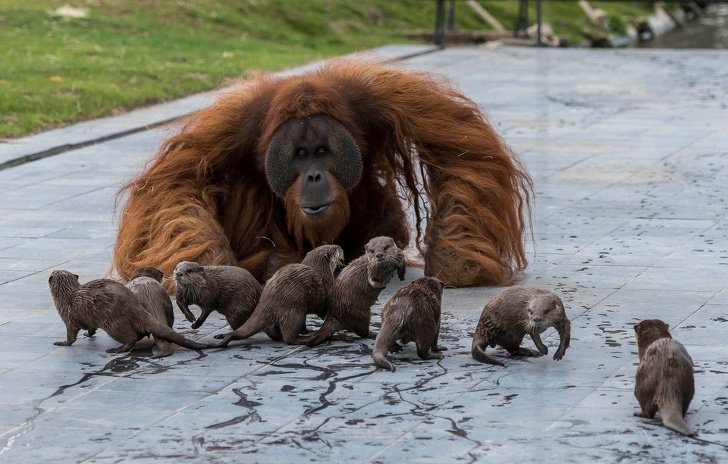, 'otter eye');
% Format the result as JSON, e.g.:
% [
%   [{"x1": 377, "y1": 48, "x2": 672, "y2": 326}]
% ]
[
  {"x1": 545, "y1": 307, "x2": 552, "y2": 313},
  {"x1": 383, "y1": 245, "x2": 390, "y2": 250}
]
